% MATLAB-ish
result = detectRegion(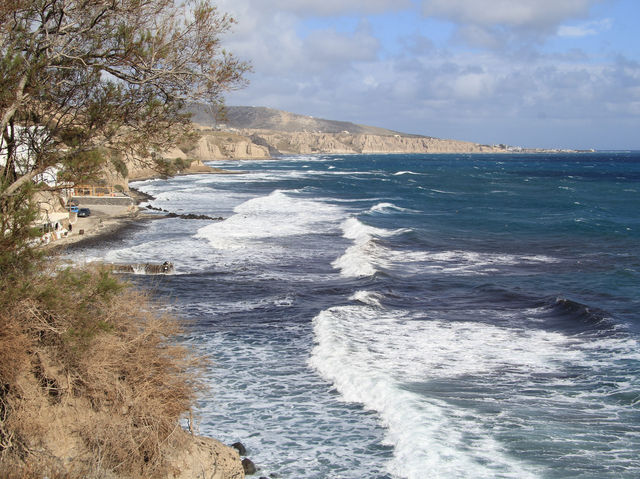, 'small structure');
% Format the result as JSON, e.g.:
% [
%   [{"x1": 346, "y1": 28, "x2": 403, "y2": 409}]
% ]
[
  {"x1": 69, "y1": 184, "x2": 134, "y2": 207},
  {"x1": 72, "y1": 185, "x2": 118, "y2": 197},
  {"x1": 36, "y1": 211, "x2": 71, "y2": 244},
  {"x1": 32, "y1": 191, "x2": 73, "y2": 244}
]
